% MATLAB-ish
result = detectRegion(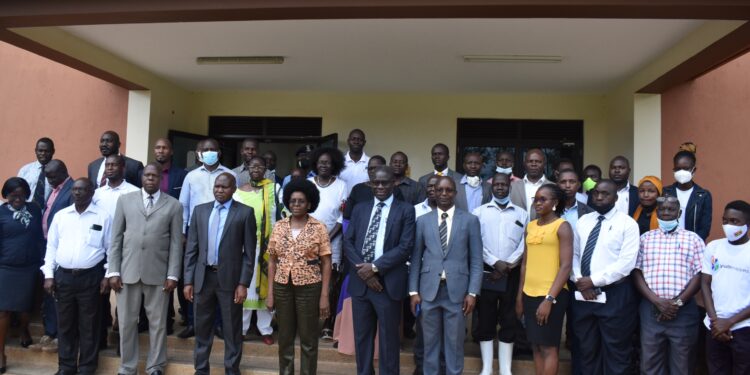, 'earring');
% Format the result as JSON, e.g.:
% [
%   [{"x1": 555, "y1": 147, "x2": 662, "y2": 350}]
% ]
[{"x1": 553, "y1": 205, "x2": 557, "y2": 211}]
